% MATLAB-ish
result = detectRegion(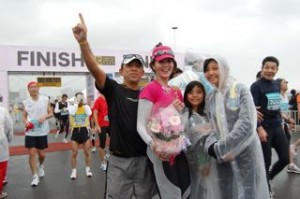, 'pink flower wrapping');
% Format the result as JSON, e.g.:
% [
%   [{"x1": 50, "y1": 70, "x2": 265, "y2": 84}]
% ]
[{"x1": 148, "y1": 104, "x2": 190, "y2": 155}]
